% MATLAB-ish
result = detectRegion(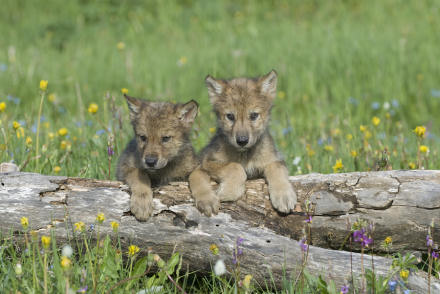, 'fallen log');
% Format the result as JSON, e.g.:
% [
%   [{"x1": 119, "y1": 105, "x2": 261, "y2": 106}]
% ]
[{"x1": 0, "y1": 171, "x2": 439, "y2": 292}]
